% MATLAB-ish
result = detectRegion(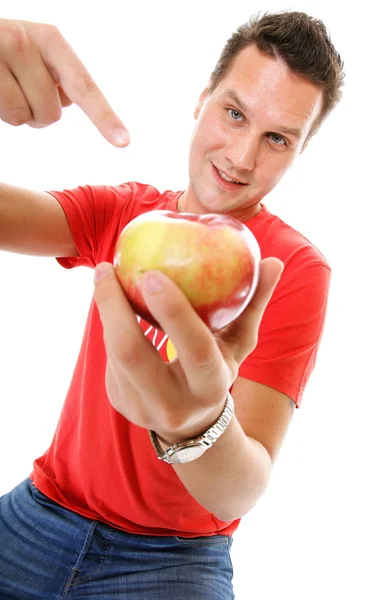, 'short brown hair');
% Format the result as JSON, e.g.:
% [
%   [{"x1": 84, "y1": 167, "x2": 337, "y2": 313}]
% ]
[{"x1": 208, "y1": 11, "x2": 345, "y2": 139}]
